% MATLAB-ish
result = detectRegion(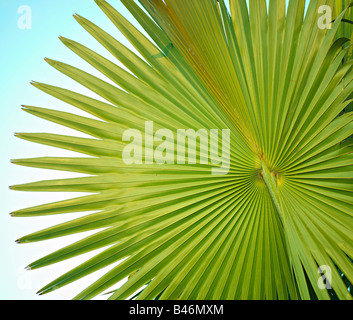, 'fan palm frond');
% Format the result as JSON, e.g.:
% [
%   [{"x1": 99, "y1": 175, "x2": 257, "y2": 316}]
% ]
[{"x1": 11, "y1": 0, "x2": 353, "y2": 300}]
